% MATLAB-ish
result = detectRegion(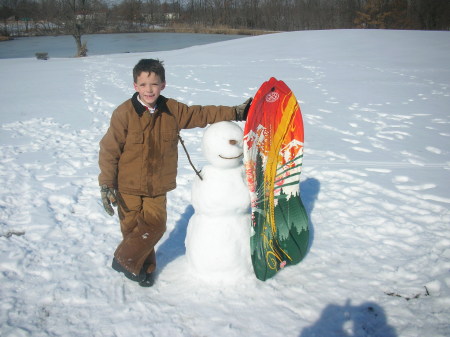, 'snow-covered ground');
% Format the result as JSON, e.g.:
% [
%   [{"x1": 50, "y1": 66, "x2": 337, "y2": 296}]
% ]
[{"x1": 1, "y1": 29, "x2": 449, "y2": 337}]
